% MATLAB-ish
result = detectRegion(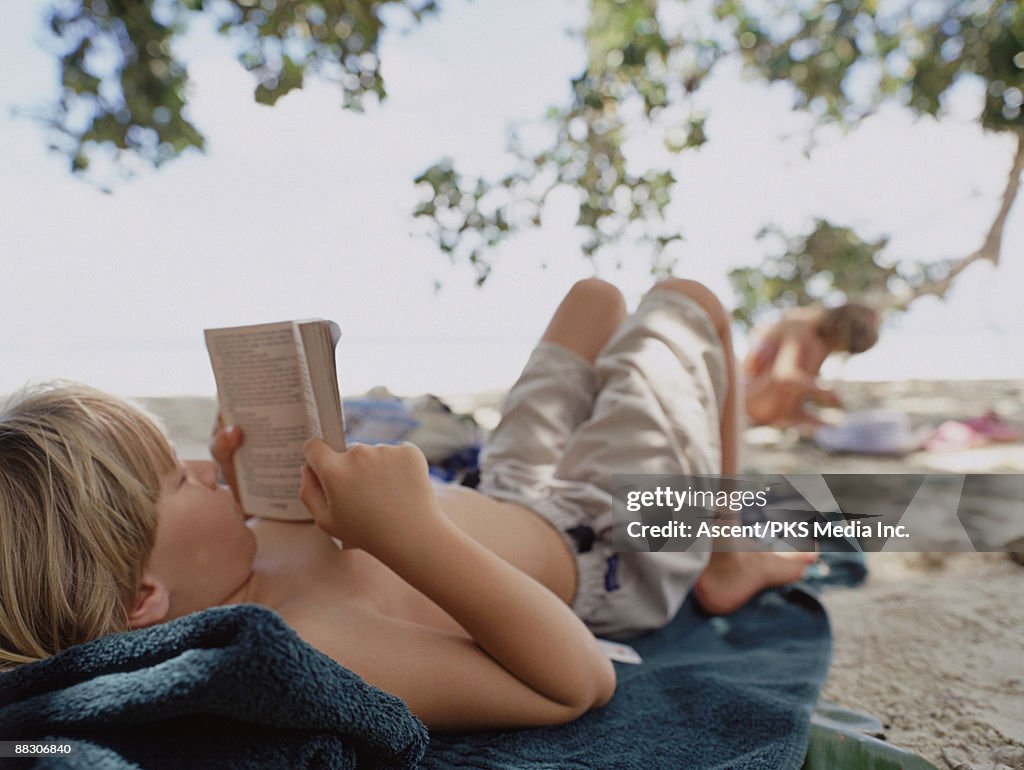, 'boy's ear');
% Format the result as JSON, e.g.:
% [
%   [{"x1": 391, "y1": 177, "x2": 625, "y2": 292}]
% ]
[{"x1": 127, "y1": 576, "x2": 171, "y2": 629}]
